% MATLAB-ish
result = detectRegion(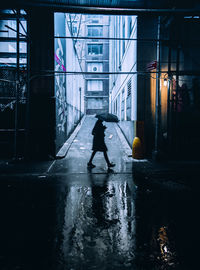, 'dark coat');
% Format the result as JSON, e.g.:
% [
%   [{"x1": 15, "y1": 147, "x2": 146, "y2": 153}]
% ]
[{"x1": 92, "y1": 120, "x2": 108, "y2": 152}]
